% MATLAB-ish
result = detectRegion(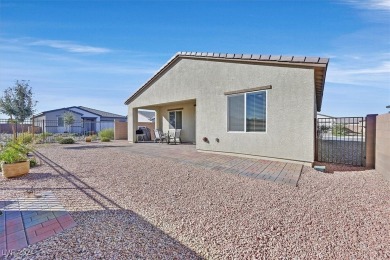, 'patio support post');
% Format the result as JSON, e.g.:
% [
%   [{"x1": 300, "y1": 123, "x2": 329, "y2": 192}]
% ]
[
  {"x1": 155, "y1": 108, "x2": 161, "y2": 130},
  {"x1": 128, "y1": 107, "x2": 138, "y2": 143}
]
